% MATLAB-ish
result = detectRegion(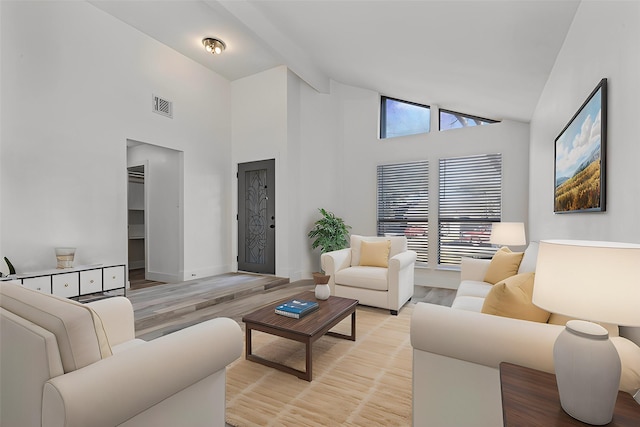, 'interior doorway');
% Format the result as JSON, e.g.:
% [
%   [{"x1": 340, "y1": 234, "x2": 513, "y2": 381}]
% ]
[
  {"x1": 127, "y1": 165, "x2": 148, "y2": 287},
  {"x1": 237, "y1": 159, "x2": 276, "y2": 274},
  {"x1": 127, "y1": 140, "x2": 183, "y2": 284}
]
